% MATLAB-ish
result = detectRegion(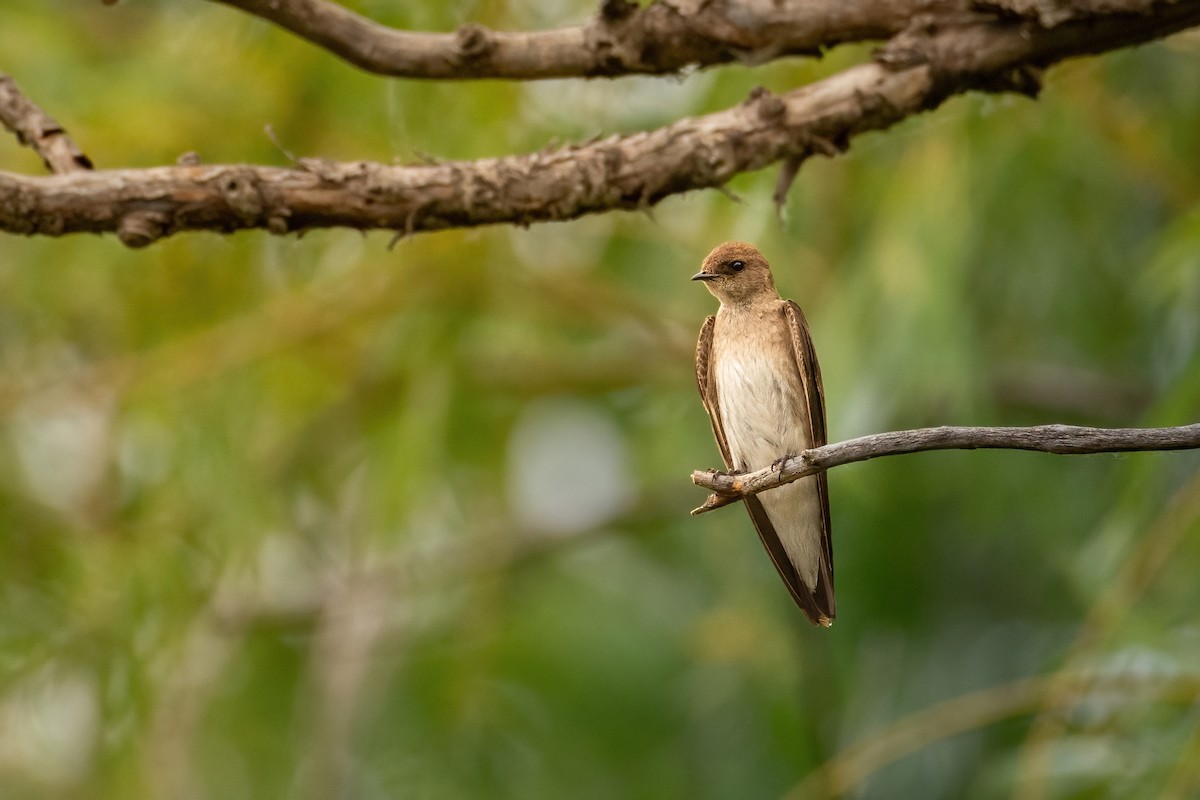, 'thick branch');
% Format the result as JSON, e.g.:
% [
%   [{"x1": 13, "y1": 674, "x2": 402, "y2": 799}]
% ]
[
  {"x1": 0, "y1": 61, "x2": 923, "y2": 246},
  {"x1": 206, "y1": 0, "x2": 943, "y2": 80},
  {"x1": 691, "y1": 424, "x2": 1200, "y2": 514},
  {"x1": 0, "y1": 72, "x2": 92, "y2": 174},
  {"x1": 6, "y1": 0, "x2": 1200, "y2": 244}
]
